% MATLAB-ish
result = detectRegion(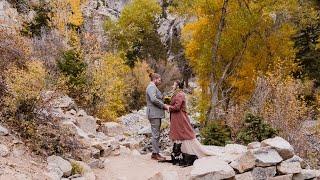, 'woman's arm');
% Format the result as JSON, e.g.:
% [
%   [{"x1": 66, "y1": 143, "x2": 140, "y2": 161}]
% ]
[{"x1": 169, "y1": 93, "x2": 184, "y2": 112}]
